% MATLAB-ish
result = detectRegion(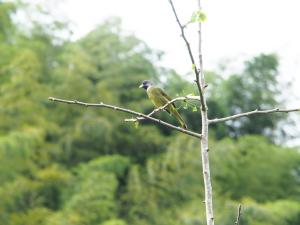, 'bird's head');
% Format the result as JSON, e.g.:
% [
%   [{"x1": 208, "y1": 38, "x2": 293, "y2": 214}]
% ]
[{"x1": 139, "y1": 80, "x2": 153, "y2": 90}]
